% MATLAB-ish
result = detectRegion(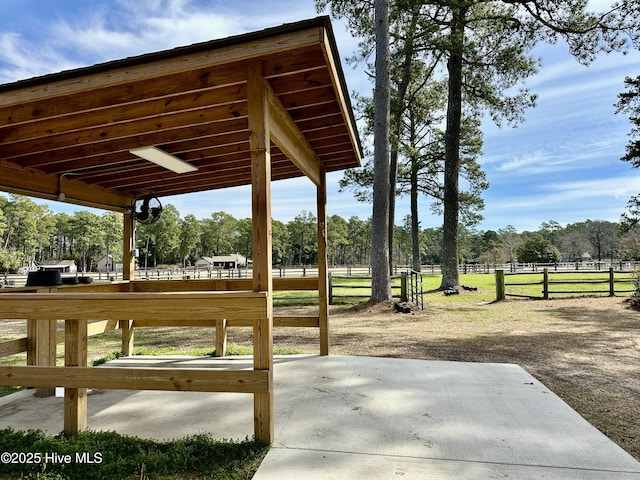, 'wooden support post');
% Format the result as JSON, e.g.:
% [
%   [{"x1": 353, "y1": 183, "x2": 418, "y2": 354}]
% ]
[
  {"x1": 317, "y1": 169, "x2": 329, "y2": 356},
  {"x1": 64, "y1": 319, "x2": 88, "y2": 435},
  {"x1": 27, "y1": 288, "x2": 57, "y2": 397},
  {"x1": 248, "y1": 61, "x2": 274, "y2": 444},
  {"x1": 123, "y1": 211, "x2": 136, "y2": 281},
  {"x1": 119, "y1": 320, "x2": 134, "y2": 356},
  {"x1": 121, "y1": 212, "x2": 136, "y2": 353},
  {"x1": 27, "y1": 317, "x2": 57, "y2": 397},
  {"x1": 543, "y1": 268, "x2": 549, "y2": 300},
  {"x1": 215, "y1": 318, "x2": 228, "y2": 357},
  {"x1": 495, "y1": 270, "x2": 505, "y2": 301}
]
